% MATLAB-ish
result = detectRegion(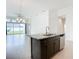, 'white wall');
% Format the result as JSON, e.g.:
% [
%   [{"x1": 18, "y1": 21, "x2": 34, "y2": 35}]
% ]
[
  {"x1": 57, "y1": 6, "x2": 73, "y2": 41},
  {"x1": 49, "y1": 9, "x2": 58, "y2": 34},
  {"x1": 31, "y1": 10, "x2": 49, "y2": 35}
]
